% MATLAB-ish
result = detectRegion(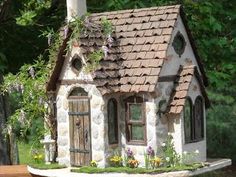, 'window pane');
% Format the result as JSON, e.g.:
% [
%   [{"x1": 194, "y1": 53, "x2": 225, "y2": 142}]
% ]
[
  {"x1": 131, "y1": 125, "x2": 144, "y2": 140},
  {"x1": 194, "y1": 97, "x2": 204, "y2": 140},
  {"x1": 108, "y1": 99, "x2": 118, "y2": 144},
  {"x1": 69, "y1": 87, "x2": 88, "y2": 96},
  {"x1": 184, "y1": 99, "x2": 192, "y2": 143},
  {"x1": 130, "y1": 104, "x2": 142, "y2": 121}
]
